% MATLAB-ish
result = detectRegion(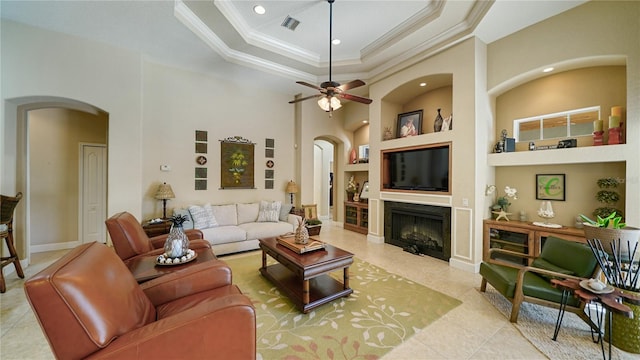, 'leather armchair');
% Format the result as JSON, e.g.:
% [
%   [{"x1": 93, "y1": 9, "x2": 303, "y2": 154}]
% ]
[
  {"x1": 24, "y1": 242, "x2": 256, "y2": 359},
  {"x1": 480, "y1": 236, "x2": 600, "y2": 327},
  {"x1": 106, "y1": 211, "x2": 211, "y2": 265}
]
